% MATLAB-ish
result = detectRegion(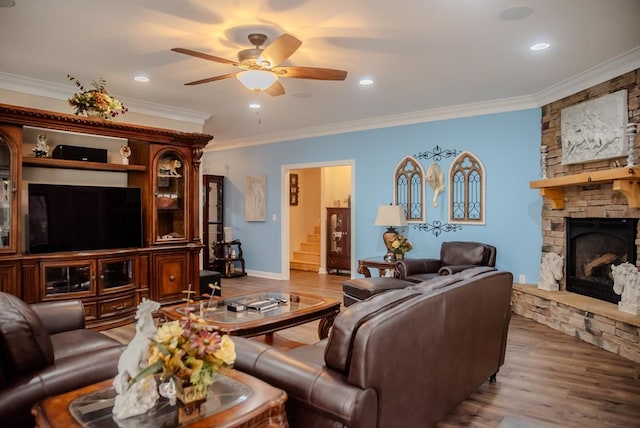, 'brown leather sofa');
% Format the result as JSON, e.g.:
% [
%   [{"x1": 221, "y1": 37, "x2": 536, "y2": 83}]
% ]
[
  {"x1": 396, "y1": 240, "x2": 497, "y2": 283},
  {"x1": 0, "y1": 292, "x2": 125, "y2": 428},
  {"x1": 234, "y1": 269, "x2": 513, "y2": 428}
]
